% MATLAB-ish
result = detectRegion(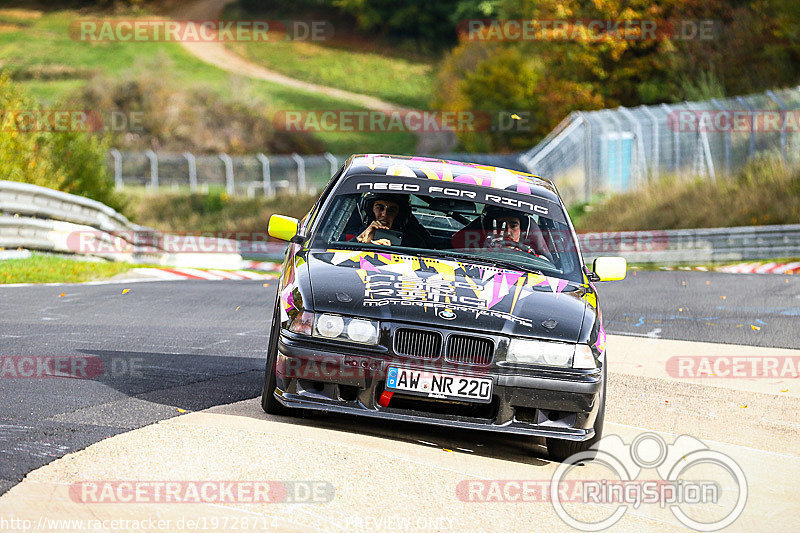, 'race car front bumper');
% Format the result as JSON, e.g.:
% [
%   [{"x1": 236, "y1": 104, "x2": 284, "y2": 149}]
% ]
[{"x1": 274, "y1": 334, "x2": 604, "y2": 441}]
